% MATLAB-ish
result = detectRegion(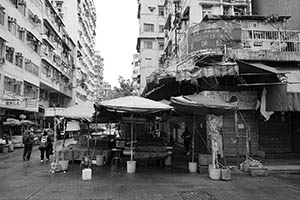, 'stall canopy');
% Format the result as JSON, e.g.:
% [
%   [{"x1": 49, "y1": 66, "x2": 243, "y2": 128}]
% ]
[
  {"x1": 3, "y1": 118, "x2": 37, "y2": 126},
  {"x1": 97, "y1": 96, "x2": 173, "y2": 114},
  {"x1": 55, "y1": 101, "x2": 95, "y2": 121},
  {"x1": 171, "y1": 94, "x2": 237, "y2": 115}
]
